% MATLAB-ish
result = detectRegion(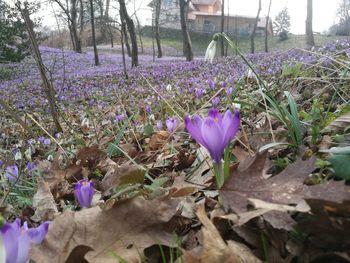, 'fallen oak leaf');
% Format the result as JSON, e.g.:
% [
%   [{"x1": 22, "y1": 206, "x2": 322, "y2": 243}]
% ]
[
  {"x1": 180, "y1": 206, "x2": 261, "y2": 263},
  {"x1": 321, "y1": 111, "x2": 350, "y2": 134},
  {"x1": 100, "y1": 164, "x2": 145, "y2": 196},
  {"x1": 30, "y1": 196, "x2": 180, "y2": 263},
  {"x1": 31, "y1": 178, "x2": 58, "y2": 222},
  {"x1": 221, "y1": 153, "x2": 317, "y2": 213}
]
